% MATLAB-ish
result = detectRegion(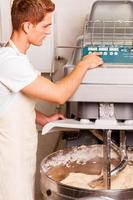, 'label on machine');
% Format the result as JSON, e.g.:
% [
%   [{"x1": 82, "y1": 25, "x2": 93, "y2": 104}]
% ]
[{"x1": 83, "y1": 45, "x2": 133, "y2": 65}]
